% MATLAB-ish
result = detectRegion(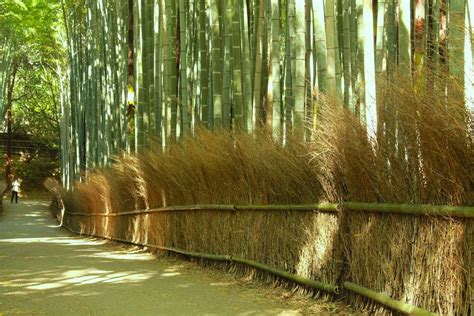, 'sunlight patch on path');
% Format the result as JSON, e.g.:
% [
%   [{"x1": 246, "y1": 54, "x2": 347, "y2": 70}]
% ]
[{"x1": 0, "y1": 237, "x2": 107, "y2": 246}]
